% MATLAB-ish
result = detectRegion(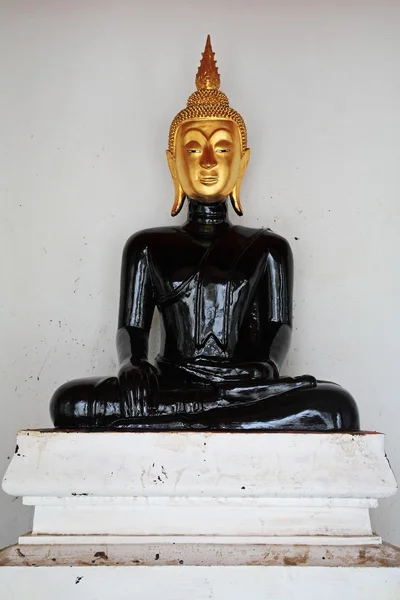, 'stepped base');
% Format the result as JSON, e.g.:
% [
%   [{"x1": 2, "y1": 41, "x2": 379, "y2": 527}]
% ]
[
  {"x1": 2, "y1": 430, "x2": 397, "y2": 544},
  {"x1": 1, "y1": 429, "x2": 398, "y2": 598}
]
